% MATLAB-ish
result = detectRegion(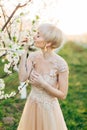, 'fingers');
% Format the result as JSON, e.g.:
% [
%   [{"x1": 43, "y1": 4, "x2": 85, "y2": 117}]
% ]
[
  {"x1": 32, "y1": 71, "x2": 39, "y2": 76},
  {"x1": 29, "y1": 77, "x2": 35, "y2": 84},
  {"x1": 30, "y1": 74, "x2": 38, "y2": 81},
  {"x1": 29, "y1": 76, "x2": 38, "y2": 86},
  {"x1": 29, "y1": 79, "x2": 34, "y2": 84},
  {"x1": 31, "y1": 71, "x2": 39, "y2": 79},
  {"x1": 30, "y1": 71, "x2": 38, "y2": 83},
  {"x1": 29, "y1": 71, "x2": 43, "y2": 86}
]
